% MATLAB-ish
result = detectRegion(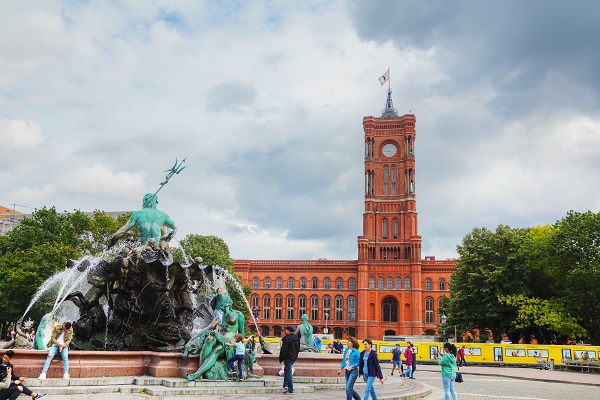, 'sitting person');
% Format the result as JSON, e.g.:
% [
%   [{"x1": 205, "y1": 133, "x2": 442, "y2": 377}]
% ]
[
  {"x1": 1, "y1": 350, "x2": 47, "y2": 399},
  {"x1": 537, "y1": 355, "x2": 550, "y2": 370}
]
